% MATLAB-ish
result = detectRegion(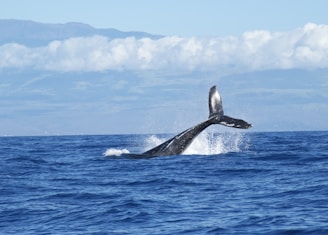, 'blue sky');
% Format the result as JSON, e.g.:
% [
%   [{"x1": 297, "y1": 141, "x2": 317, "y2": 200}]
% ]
[
  {"x1": 1, "y1": 1, "x2": 328, "y2": 136},
  {"x1": 2, "y1": 0, "x2": 328, "y2": 36}
]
